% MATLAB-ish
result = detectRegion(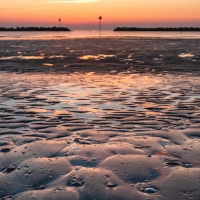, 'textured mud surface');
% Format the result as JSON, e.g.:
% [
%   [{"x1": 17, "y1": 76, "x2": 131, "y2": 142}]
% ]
[{"x1": 0, "y1": 38, "x2": 200, "y2": 200}]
